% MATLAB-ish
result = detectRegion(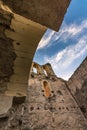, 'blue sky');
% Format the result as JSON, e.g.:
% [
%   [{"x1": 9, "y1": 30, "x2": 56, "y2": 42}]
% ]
[{"x1": 33, "y1": 0, "x2": 87, "y2": 80}]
